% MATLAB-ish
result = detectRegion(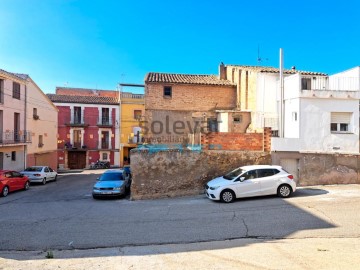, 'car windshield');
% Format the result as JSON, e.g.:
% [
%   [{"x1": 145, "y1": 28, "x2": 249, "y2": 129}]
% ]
[
  {"x1": 223, "y1": 168, "x2": 244, "y2": 180},
  {"x1": 99, "y1": 172, "x2": 124, "y2": 181},
  {"x1": 24, "y1": 167, "x2": 42, "y2": 172}
]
